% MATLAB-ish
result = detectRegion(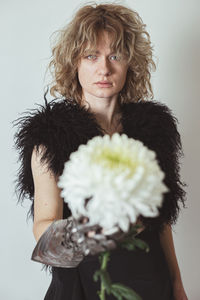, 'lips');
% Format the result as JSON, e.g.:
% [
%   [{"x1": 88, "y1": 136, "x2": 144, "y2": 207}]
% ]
[
  {"x1": 95, "y1": 81, "x2": 113, "y2": 87},
  {"x1": 96, "y1": 81, "x2": 112, "y2": 84}
]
